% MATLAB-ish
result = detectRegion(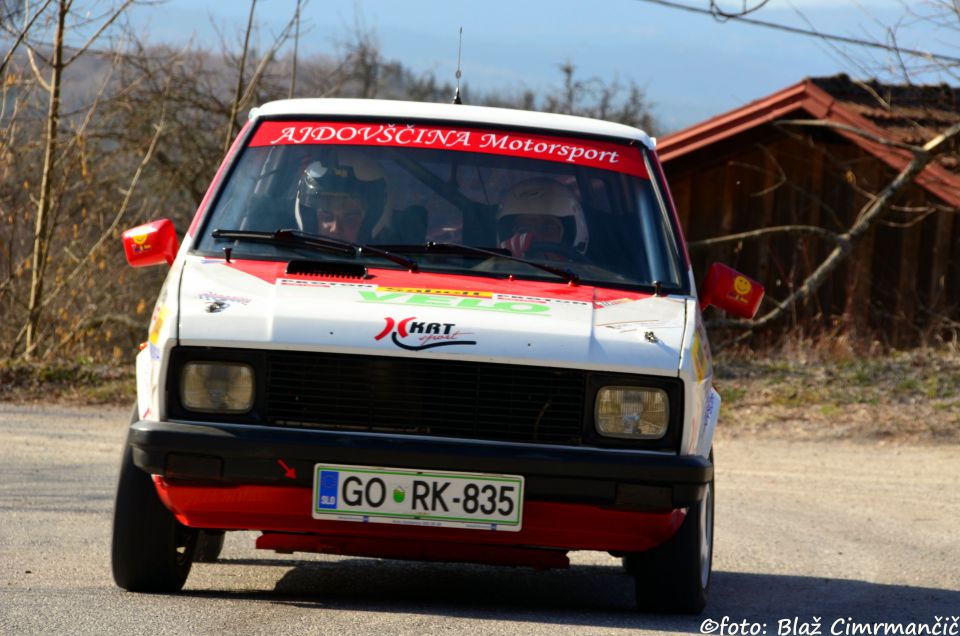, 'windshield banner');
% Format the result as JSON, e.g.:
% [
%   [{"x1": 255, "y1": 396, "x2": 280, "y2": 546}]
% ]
[{"x1": 250, "y1": 121, "x2": 648, "y2": 178}]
